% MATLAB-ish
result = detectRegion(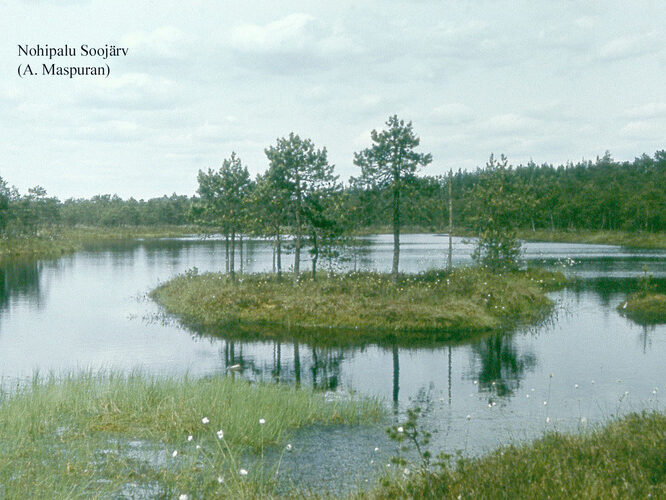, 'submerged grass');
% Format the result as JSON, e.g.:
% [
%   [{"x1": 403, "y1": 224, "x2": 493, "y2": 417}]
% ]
[
  {"x1": 618, "y1": 293, "x2": 666, "y2": 324},
  {"x1": 367, "y1": 411, "x2": 666, "y2": 499},
  {"x1": 0, "y1": 371, "x2": 383, "y2": 498},
  {"x1": 151, "y1": 267, "x2": 566, "y2": 345}
]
